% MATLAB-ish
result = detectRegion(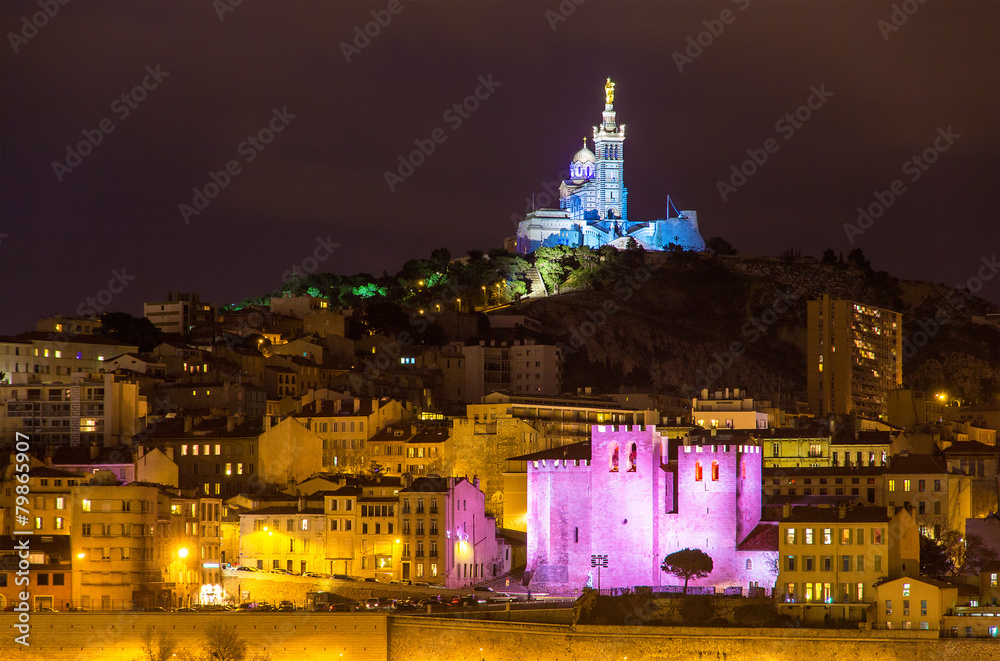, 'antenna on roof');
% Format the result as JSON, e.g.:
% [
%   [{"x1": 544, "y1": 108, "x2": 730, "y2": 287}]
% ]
[{"x1": 666, "y1": 195, "x2": 683, "y2": 219}]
